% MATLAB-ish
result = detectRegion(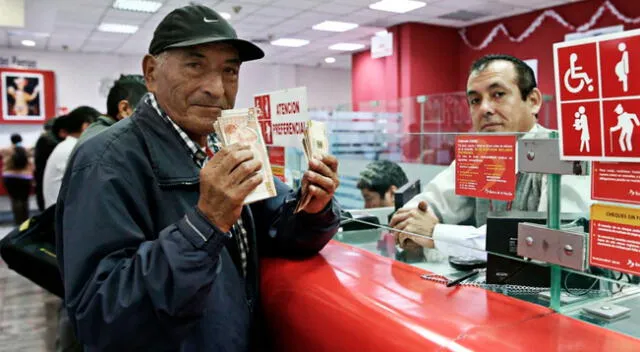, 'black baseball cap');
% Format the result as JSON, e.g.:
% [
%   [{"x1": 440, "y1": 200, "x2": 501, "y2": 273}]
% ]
[{"x1": 148, "y1": 5, "x2": 264, "y2": 62}]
